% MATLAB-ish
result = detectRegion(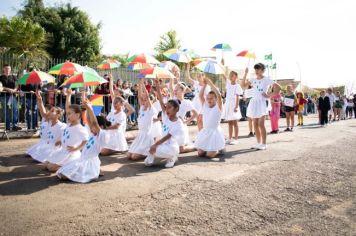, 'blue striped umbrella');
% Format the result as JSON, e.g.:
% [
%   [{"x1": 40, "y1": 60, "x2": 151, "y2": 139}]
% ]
[
  {"x1": 163, "y1": 49, "x2": 192, "y2": 63},
  {"x1": 195, "y1": 60, "x2": 225, "y2": 75}
]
